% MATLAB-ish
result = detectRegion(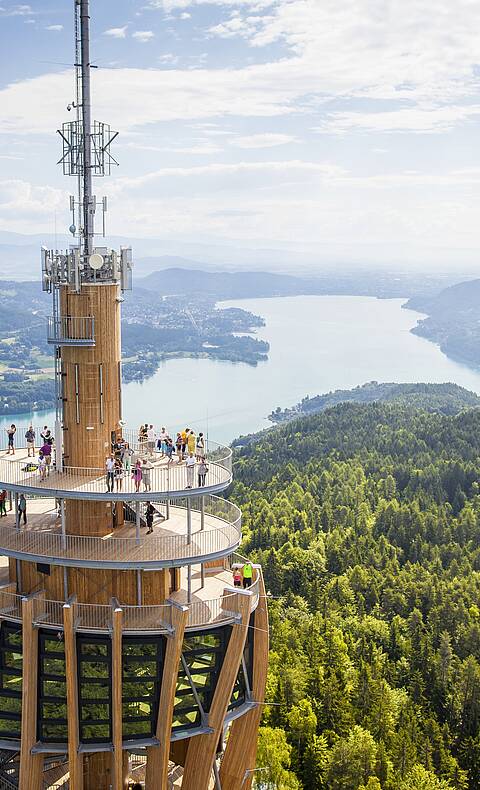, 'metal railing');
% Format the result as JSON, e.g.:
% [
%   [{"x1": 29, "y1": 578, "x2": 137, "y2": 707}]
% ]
[
  {"x1": 0, "y1": 564, "x2": 260, "y2": 634},
  {"x1": 0, "y1": 496, "x2": 241, "y2": 567},
  {"x1": 47, "y1": 315, "x2": 94, "y2": 345},
  {"x1": 0, "y1": 441, "x2": 232, "y2": 499}
]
